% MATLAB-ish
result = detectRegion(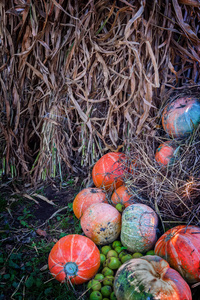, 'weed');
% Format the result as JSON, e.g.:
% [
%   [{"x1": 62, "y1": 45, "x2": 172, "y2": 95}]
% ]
[
  {"x1": 17, "y1": 208, "x2": 36, "y2": 228},
  {"x1": 0, "y1": 231, "x2": 86, "y2": 299},
  {"x1": 61, "y1": 177, "x2": 75, "y2": 187}
]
